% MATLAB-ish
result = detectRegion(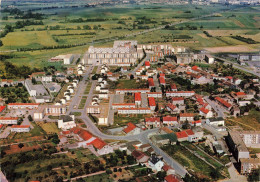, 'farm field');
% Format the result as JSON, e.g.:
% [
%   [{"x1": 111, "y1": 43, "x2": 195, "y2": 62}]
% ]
[{"x1": 0, "y1": 3, "x2": 259, "y2": 68}]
